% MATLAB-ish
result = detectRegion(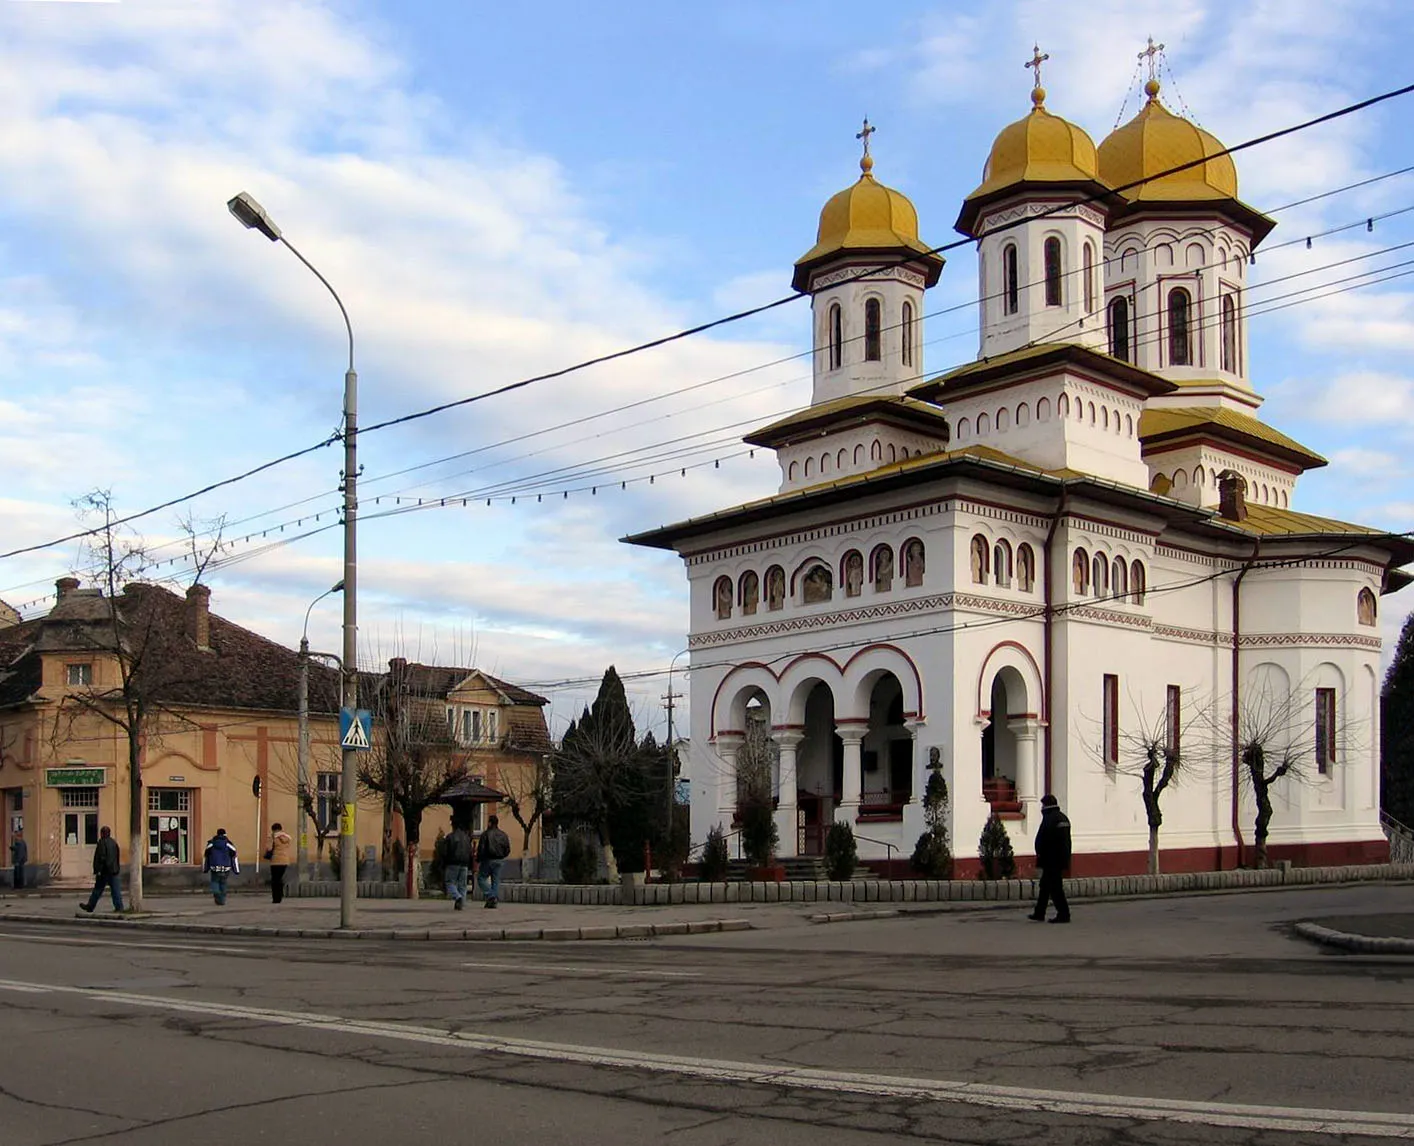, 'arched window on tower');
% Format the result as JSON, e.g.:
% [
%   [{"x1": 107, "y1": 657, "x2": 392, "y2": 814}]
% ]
[
  {"x1": 1220, "y1": 293, "x2": 1238, "y2": 372},
  {"x1": 864, "y1": 298, "x2": 882, "y2": 362},
  {"x1": 1016, "y1": 543, "x2": 1036, "y2": 593},
  {"x1": 1083, "y1": 242, "x2": 1095, "y2": 313},
  {"x1": 1003, "y1": 244, "x2": 1019, "y2": 315},
  {"x1": 970, "y1": 535, "x2": 990, "y2": 585},
  {"x1": 828, "y1": 302, "x2": 843, "y2": 370},
  {"x1": 1108, "y1": 297, "x2": 1130, "y2": 362},
  {"x1": 901, "y1": 300, "x2": 914, "y2": 367},
  {"x1": 1168, "y1": 287, "x2": 1192, "y2": 366},
  {"x1": 1044, "y1": 237, "x2": 1063, "y2": 307}
]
